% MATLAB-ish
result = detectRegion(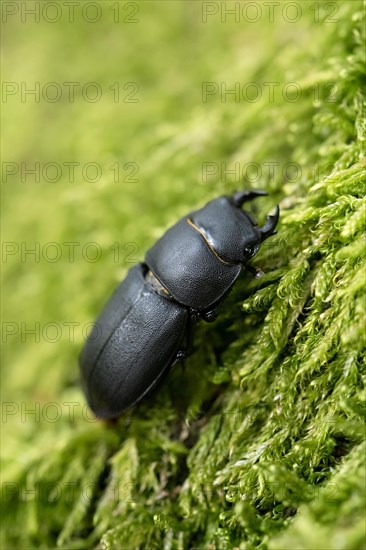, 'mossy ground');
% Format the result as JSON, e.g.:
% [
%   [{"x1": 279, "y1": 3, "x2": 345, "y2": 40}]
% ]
[{"x1": 1, "y1": 1, "x2": 365, "y2": 549}]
